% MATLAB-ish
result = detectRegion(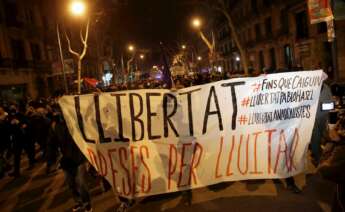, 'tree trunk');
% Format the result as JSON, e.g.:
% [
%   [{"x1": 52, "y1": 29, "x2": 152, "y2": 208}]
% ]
[
  {"x1": 221, "y1": 10, "x2": 249, "y2": 76},
  {"x1": 77, "y1": 58, "x2": 82, "y2": 94}
]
